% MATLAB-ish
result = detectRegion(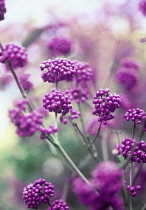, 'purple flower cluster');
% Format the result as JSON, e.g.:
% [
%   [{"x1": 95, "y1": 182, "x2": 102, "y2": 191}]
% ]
[
  {"x1": 139, "y1": 0, "x2": 146, "y2": 16},
  {"x1": 22, "y1": 178, "x2": 54, "y2": 209},
  {"x1": 120, "y1": 94, "x2": 131, "y2": 110},
  {"x1": 40, "y1": 58, "x2": 76, "y2": 83},
  {"x1": 43, "y1": 89, "x2": 72, "y2": 115},
  {"x1": 74, "y1": 60, "x2": 93, "y2": 83},
  {"x1": 92, "y1": 89, "x2": 121, "y2": 125},
  {"x1": 72, "y1": 161, "x2": 124, "y2": 210},
  {"x1": 115, "y1": 138, "x2": 146, "y2": 163},
  {"x1": 68, "y1": 87, "x2": 90, "y2": 103},
  {"x1": 0, "y1": 43, "x2": 28, "y2": 68},
  {"x1": 39, "y1": 125, "x2": 58, "y2": 139},
  {"x1": 48, "y1": 37, "x2": 72, "y2": 55},
  {"x1": 60, "y1": 108, "x2": 80, "y2": 124},
  {"x1": 120, "y1": 57, "x2": 140, "y2": 71},
  {"x1": 116, "y1": 67, "x2": 138, "y2": 90},
  {"x1": 8, "y1": 98, "x2": 47, "y2": 137},
  {"x1": 124, "y1": 108, "x2": 146, "y2": 124},
  {"x1": 48, "y1": 199, "x2": 69, "y2": 210},
  {"x1": 19, "y1": 73, "x2": 33, "y2": 92},
  {"x1": 0, "y1": 0, "x2": 6, "y2": 21},
  {"x1": 0, "y1": 73, "x2": 12, "y2": 89},
  {"x1": 126, "y1": 184, "x2": 141, "y2": 197}
]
